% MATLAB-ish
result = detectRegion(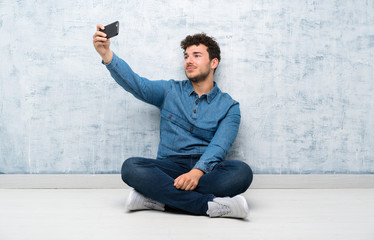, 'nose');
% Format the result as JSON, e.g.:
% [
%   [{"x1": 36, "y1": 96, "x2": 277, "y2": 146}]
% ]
[{"x1": 185, "y1": 56, "x2": 193, "y2": 65}]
